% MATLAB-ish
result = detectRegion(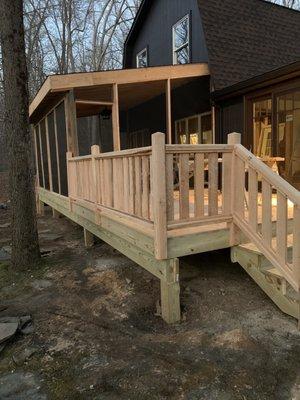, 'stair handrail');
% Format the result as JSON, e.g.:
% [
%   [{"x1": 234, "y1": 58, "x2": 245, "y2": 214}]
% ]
[{"x1": 232, "y1": 142, "x2": 300, "y2": 292}]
